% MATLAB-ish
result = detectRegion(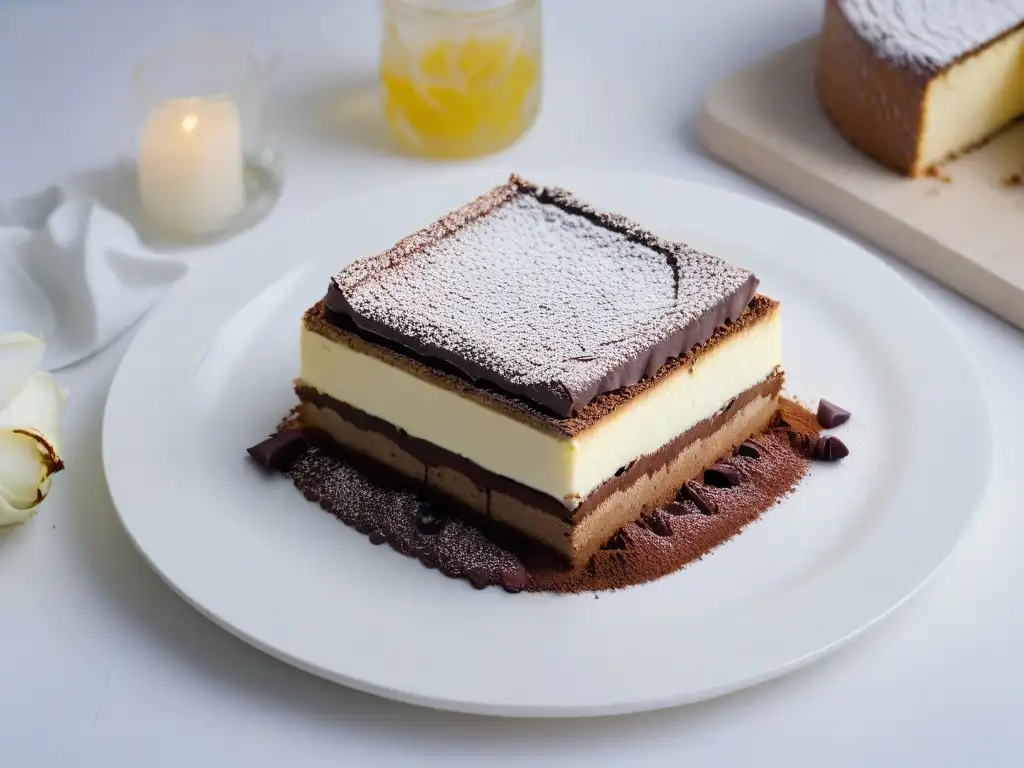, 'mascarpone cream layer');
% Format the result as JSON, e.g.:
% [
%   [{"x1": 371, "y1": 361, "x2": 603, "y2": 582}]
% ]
[{"x1": 299, "y1": 307, "x2": 781, "y2": 507}]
